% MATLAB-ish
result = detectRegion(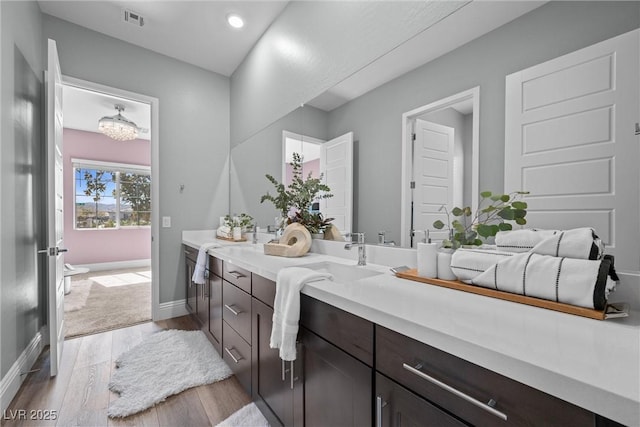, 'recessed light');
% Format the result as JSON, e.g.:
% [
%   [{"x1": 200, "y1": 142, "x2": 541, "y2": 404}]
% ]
[{"x1": 227, "y1": 13, "x2": 244, "y2": 29}]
